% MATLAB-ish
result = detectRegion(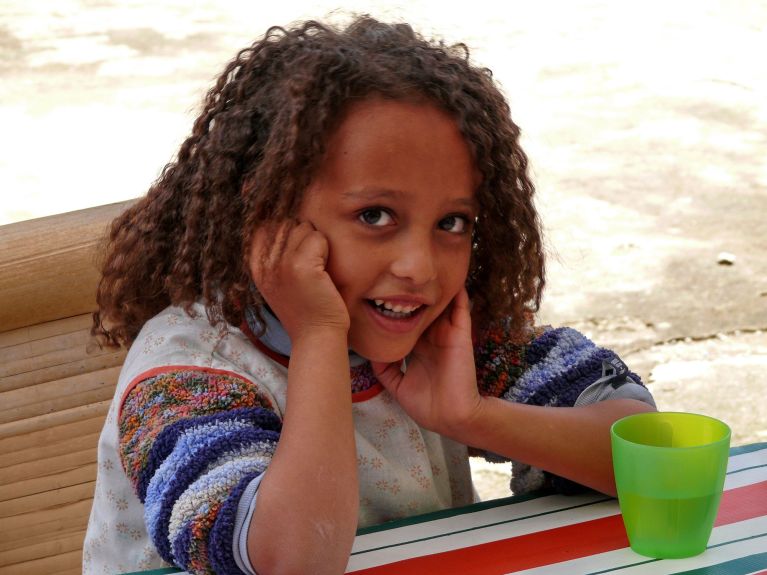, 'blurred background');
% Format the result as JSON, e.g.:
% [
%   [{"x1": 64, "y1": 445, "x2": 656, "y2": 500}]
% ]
[{"x1": 1, "y1": 0, "x2": 766, "y2": 498}]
